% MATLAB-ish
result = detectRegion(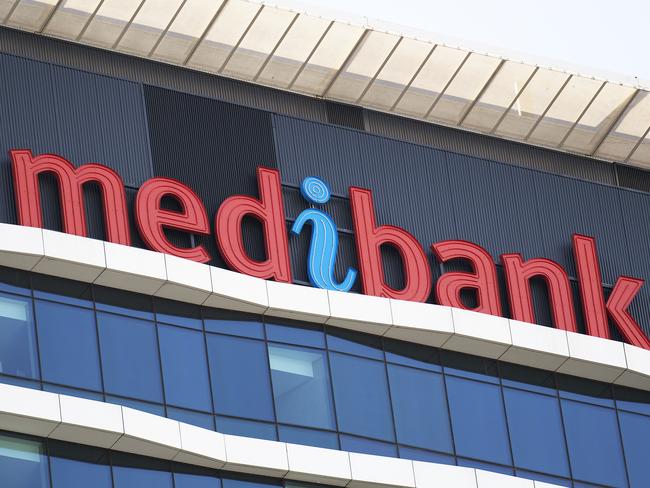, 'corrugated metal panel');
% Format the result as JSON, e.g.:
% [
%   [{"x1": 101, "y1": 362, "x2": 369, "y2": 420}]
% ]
[
  {"x1": 533, "y1": 172, "x2": 631, "y2": 284},
  {"x1": 50, "y1": 64, "x2": 153, "y2": 187},
  {"x1": 144, "y1": 85, "x2": 278, "y2": 268},
  {"x1": 365, "y1": 111, "x2": 618, "y2": 186},
  {"x1": 325, "y1": 102, "x2": 366, "y2": 130},
  {"x1": 0, "y1": 27, "x2": 327, "y2": 123},
  {"x1": 0, "y1": 53, "x2": 60, "y2": 225}
]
